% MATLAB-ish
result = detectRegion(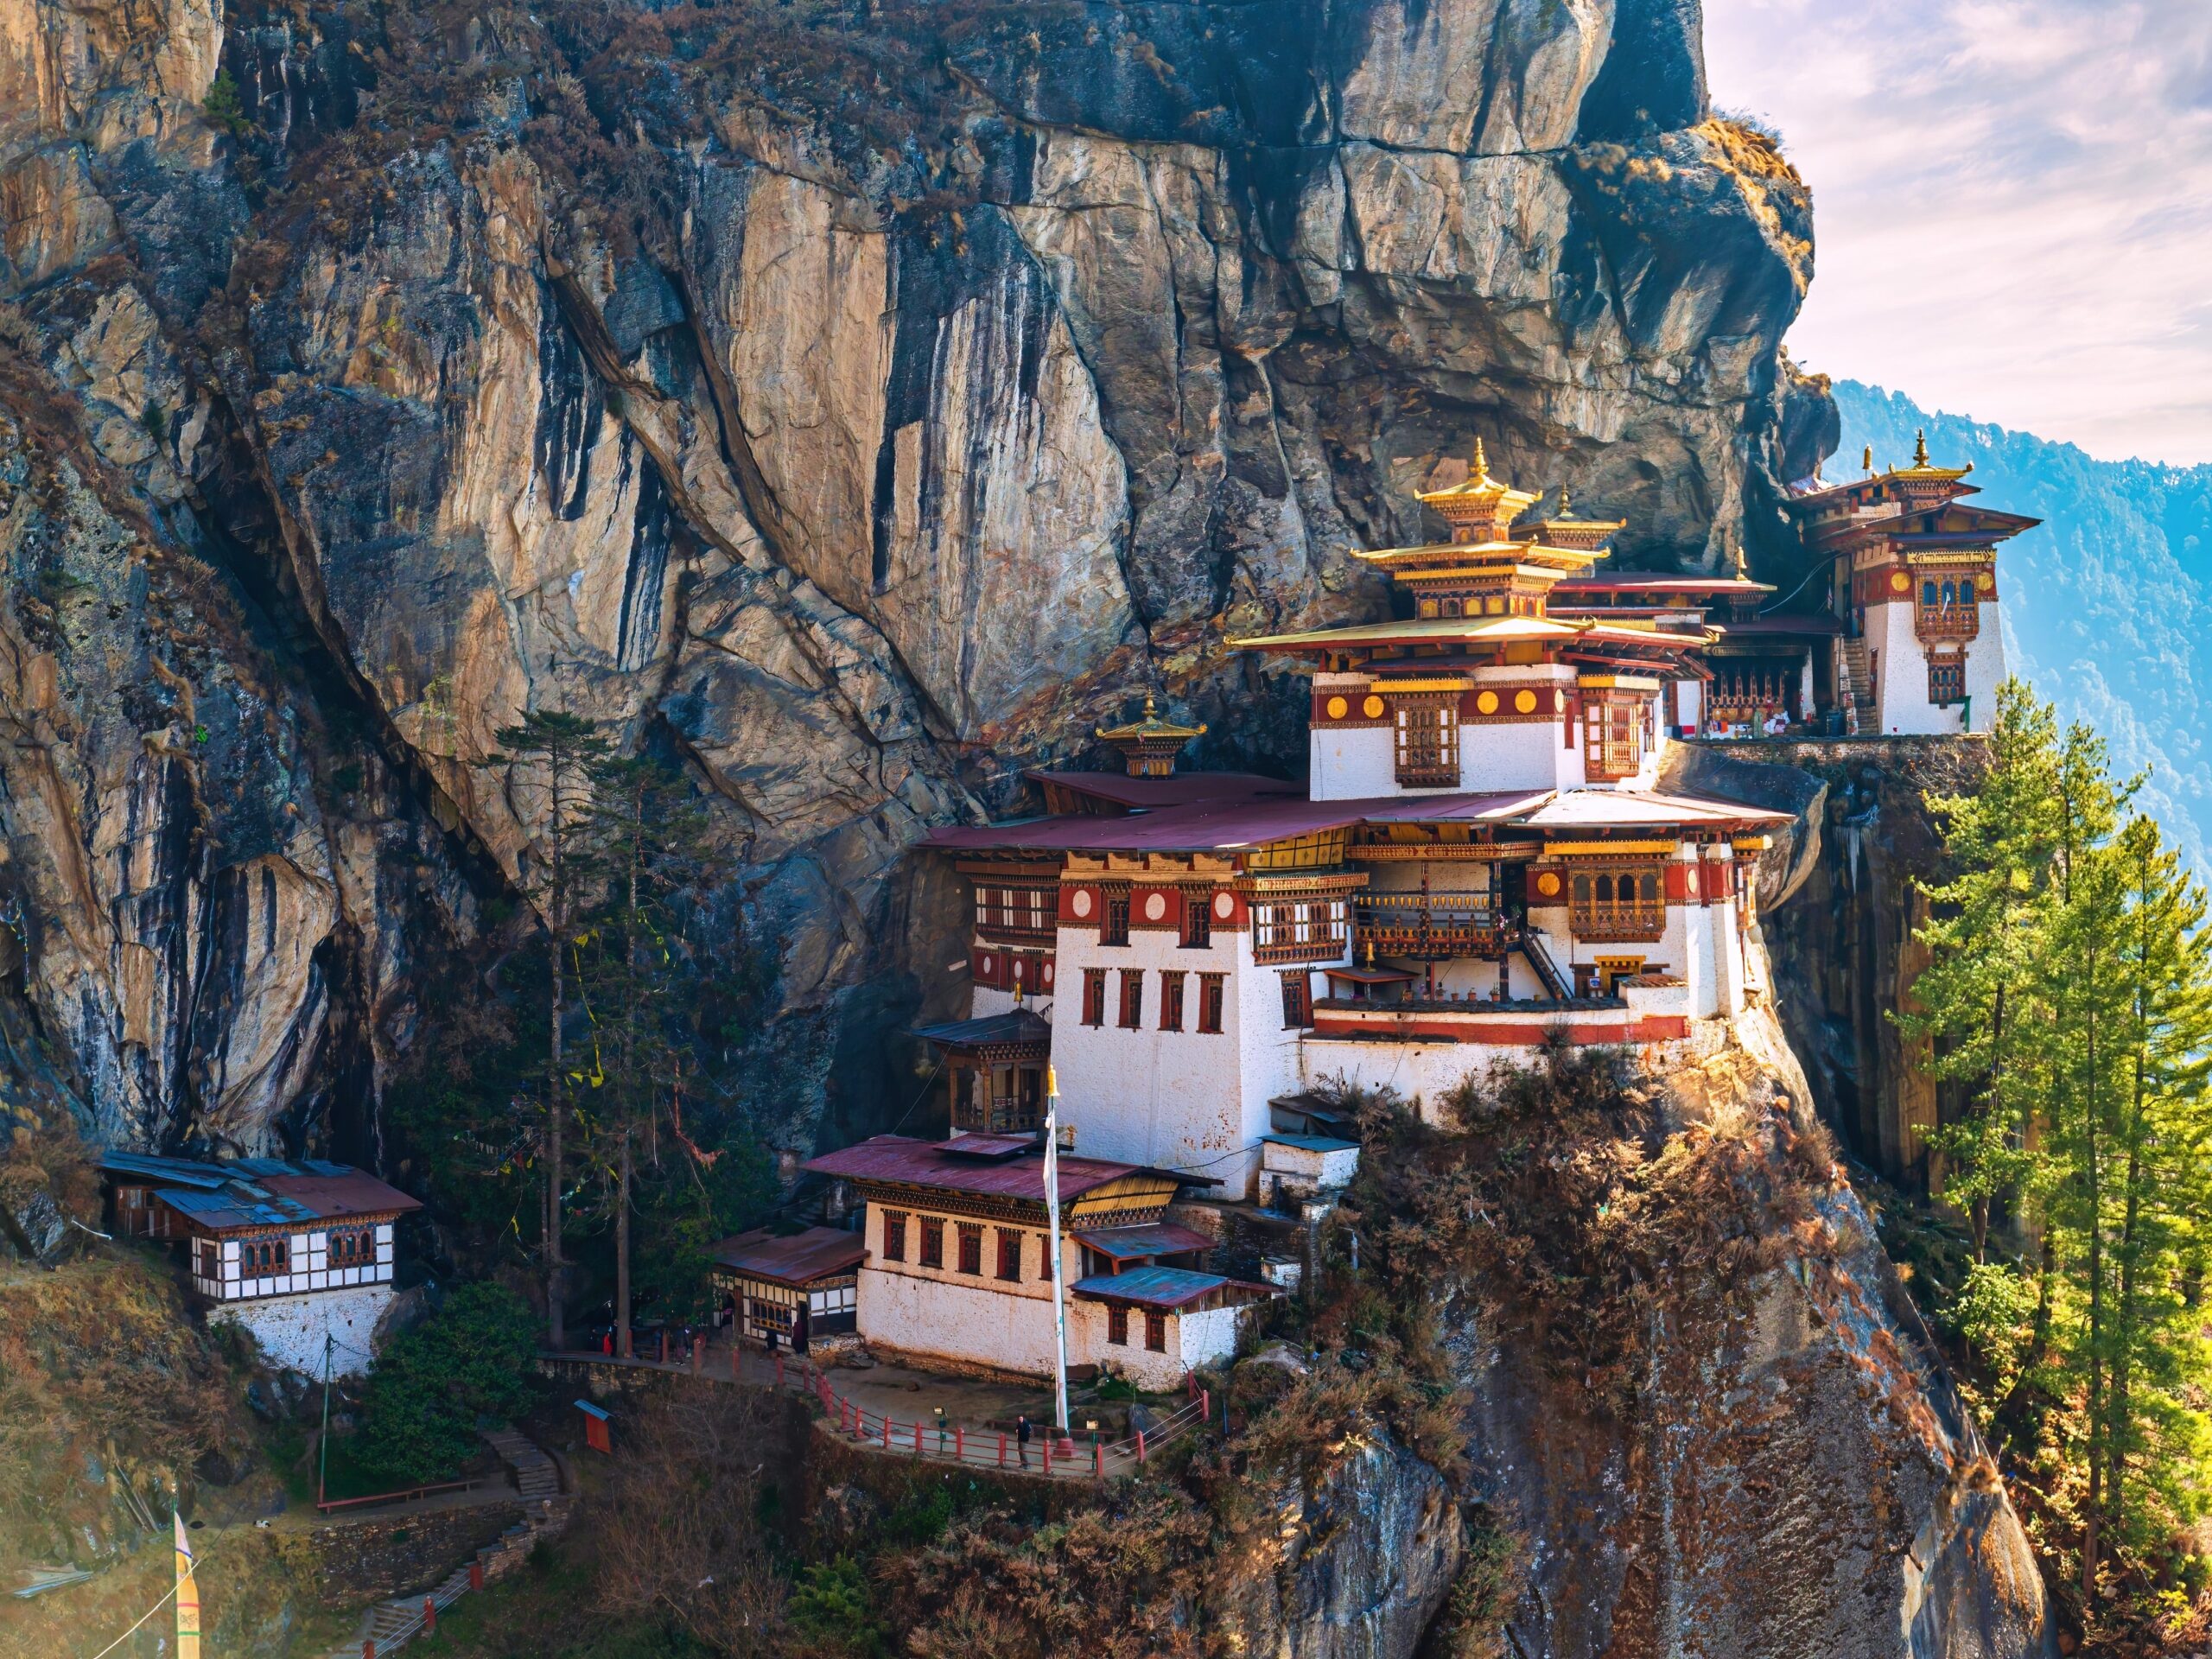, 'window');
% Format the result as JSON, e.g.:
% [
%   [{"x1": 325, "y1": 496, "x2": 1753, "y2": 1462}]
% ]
[
  {"x1": 996, "y1": 1229, "x2": 1023, "y2": 1282},
  {"x1": 1567, "y1": 867, "x2": 1667, "y2": 942},
  {"x1": 1392, "y1": 696, "x2": 1459, "y2": 786},
  {"x1": 1929, "y1": 656, "x2": 1965, "y2": 705},
  {"x1": 1281, "y1": 971, "x2": 1312, "y2": 1029},
  {"x1": 1585, "y1": 700, "x2": 1644, "y2": 781},
  {"x1": 1181, "y1": 897, "x2": 1211, "y2": 949},
  {"x1": 1160, "y1": 971, "x2": 1186, "y2": 1032},
  {"x1": 330, "y1": 1227, "x2": 374, "y2": 1264},
  {"x1": 957, "y1": 1224, "x2": 983, "y2": 1275},
  {"x1": 1083, "y1": 968, "x2": 1107, "y2": 1027},
  {"x1": 246, "y1": 1238, "x2": 289, "y2": 1274},
  {"x1": 1039, "y1": 1234, "x2": 1054, "y2": 1281},
  {"x1": 1251, "y1": 897, "x2": 1349, "y2": 963},
  {"x1": 883, "y1": 1211, "x2": 907, "y2": 1263},
  {"x1": 1198, "y1": 973, "x2": 1226, "y2": 1033},
  {"x1": 1108, "y1": 1305, "x2": 1129, "y2": 1345},
  {"x1": 1101, "y1": 886, "x2": 1131, "y2": 947},
  {"x1": 1118, "y1": 969, "x2": 1145, "y2": 1029},
  {"x1": 919, "y1": 1217, "x2": 944, "y2": 1269},
  {"x1": 196, "y1": 1240, "x2": 219, "y2": 1281},
  {"x1": 1144, "y1": 1309, "x2": 1168, "y2": 1352}
]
